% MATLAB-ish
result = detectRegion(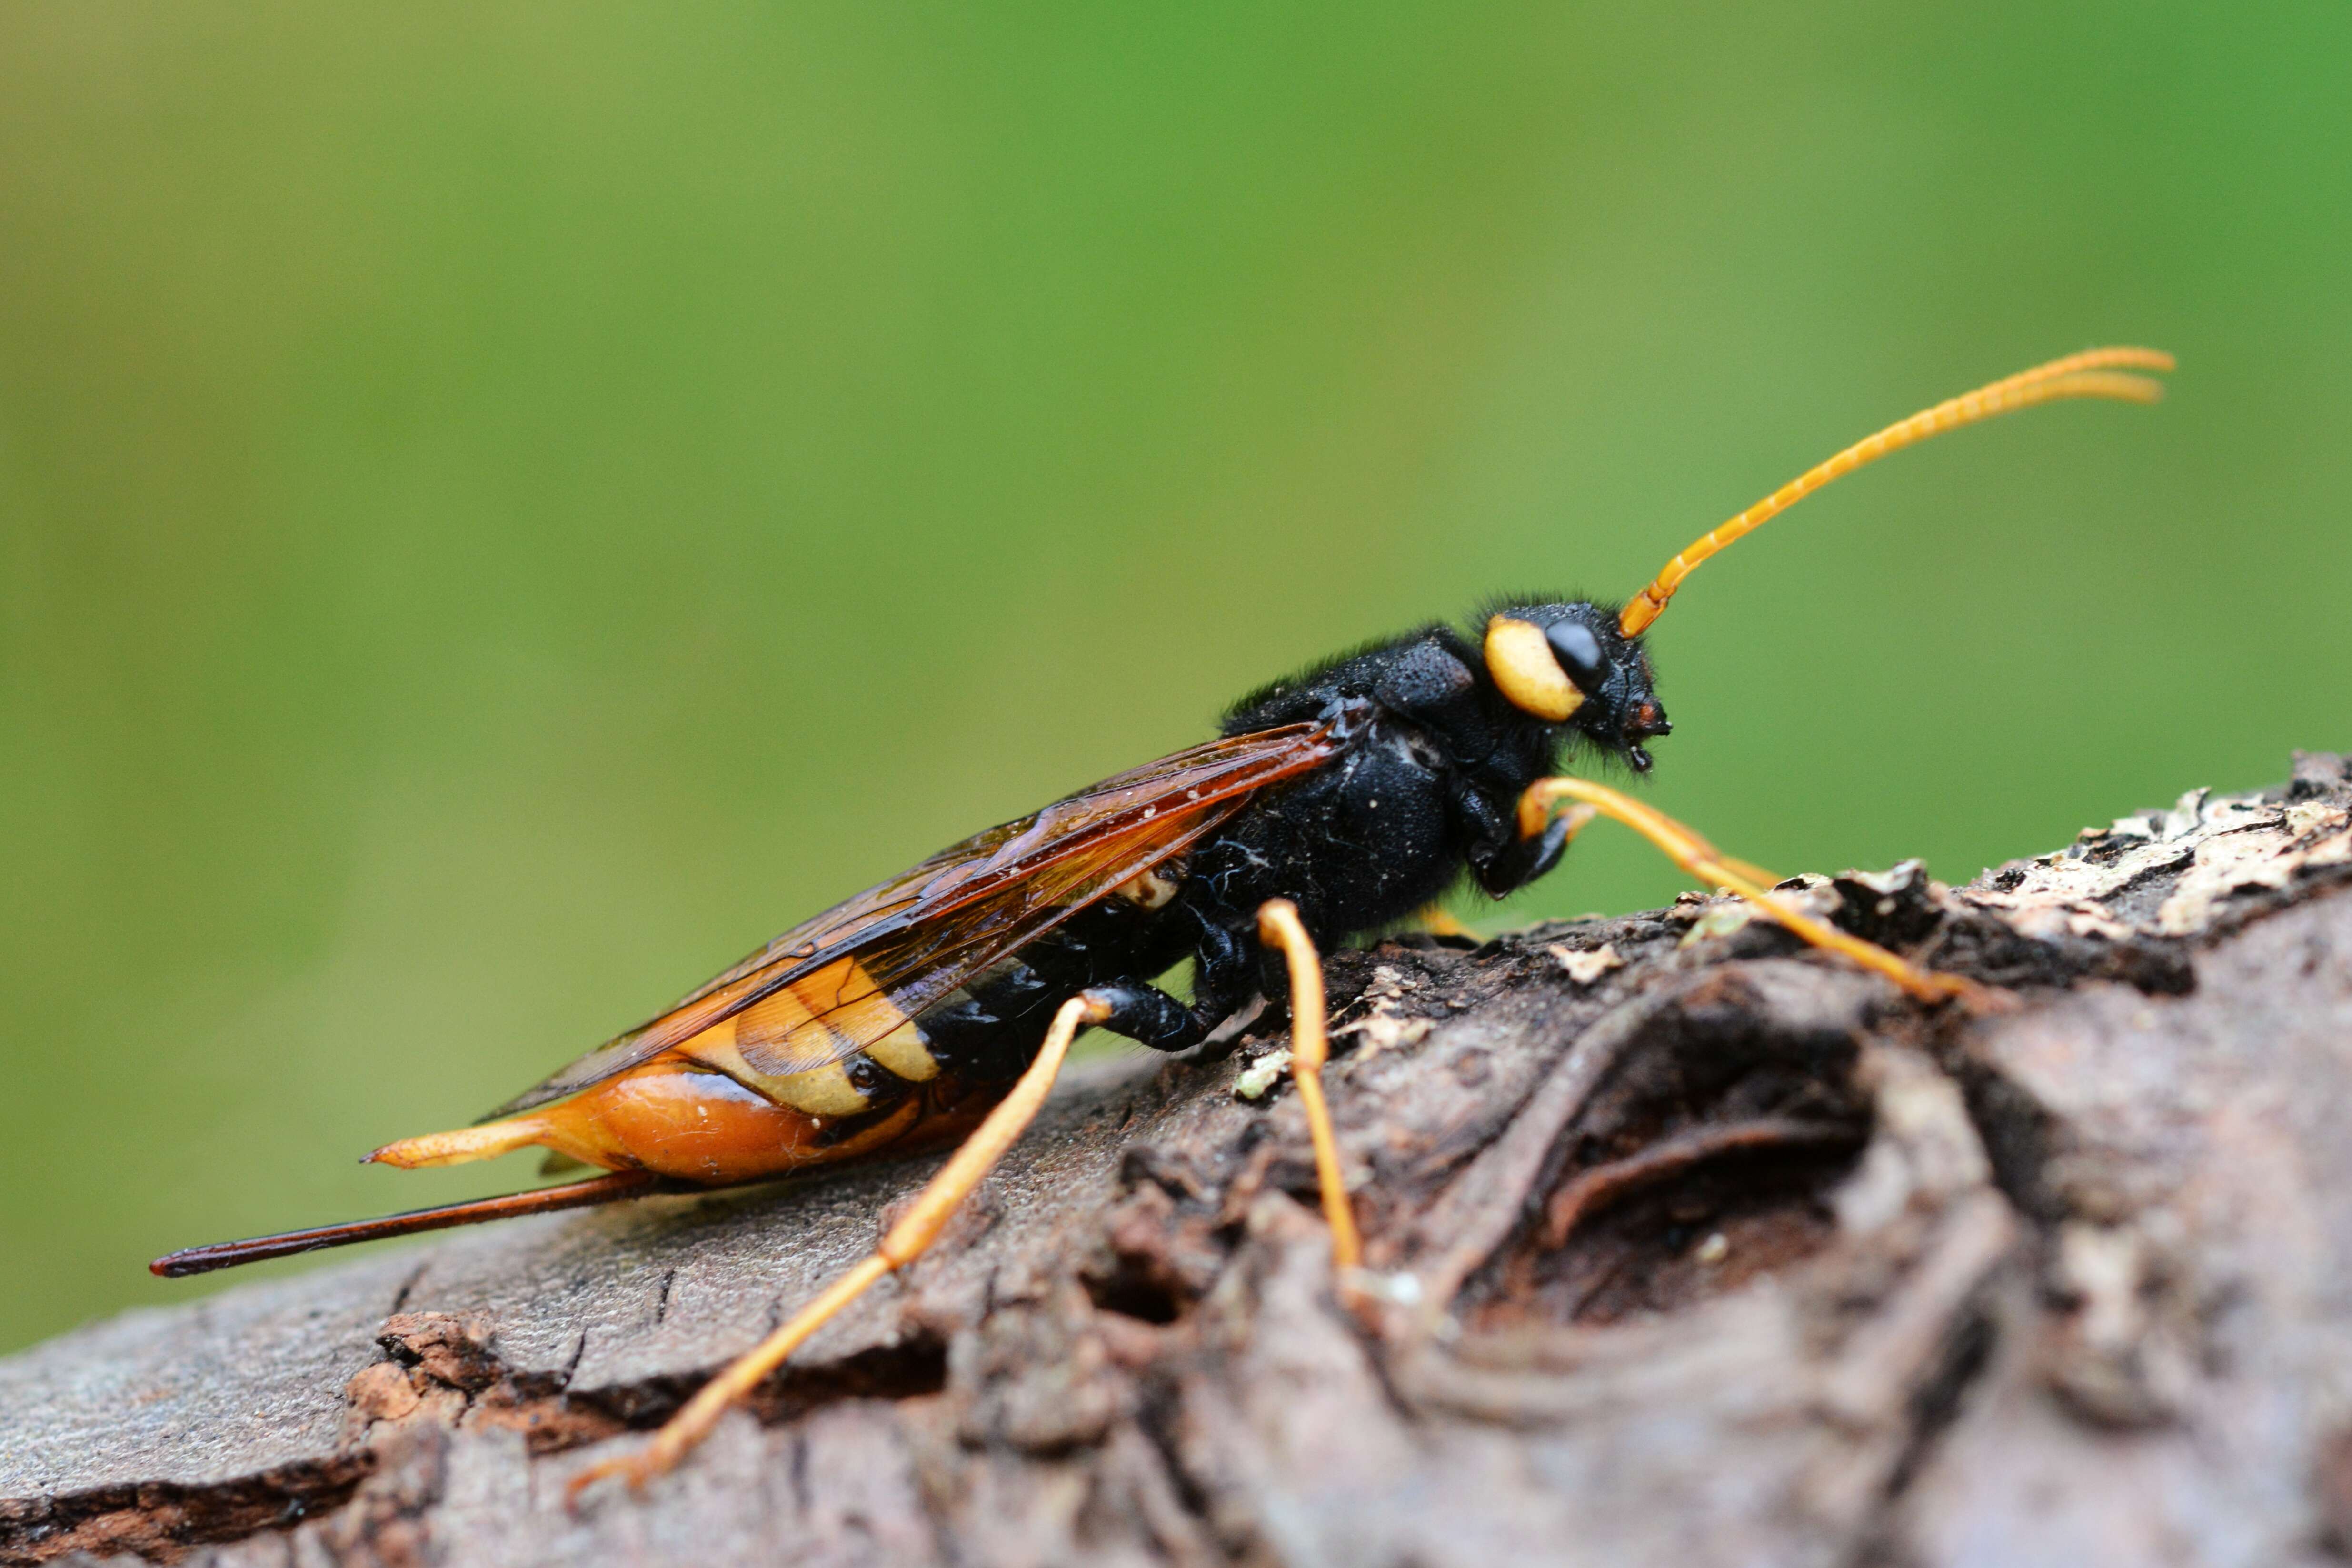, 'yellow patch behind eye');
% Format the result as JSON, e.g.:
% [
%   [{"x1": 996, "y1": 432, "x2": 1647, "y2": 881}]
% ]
[{"x1": 1484, "y1": 617, "x2": 1585, "y2": 722}]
